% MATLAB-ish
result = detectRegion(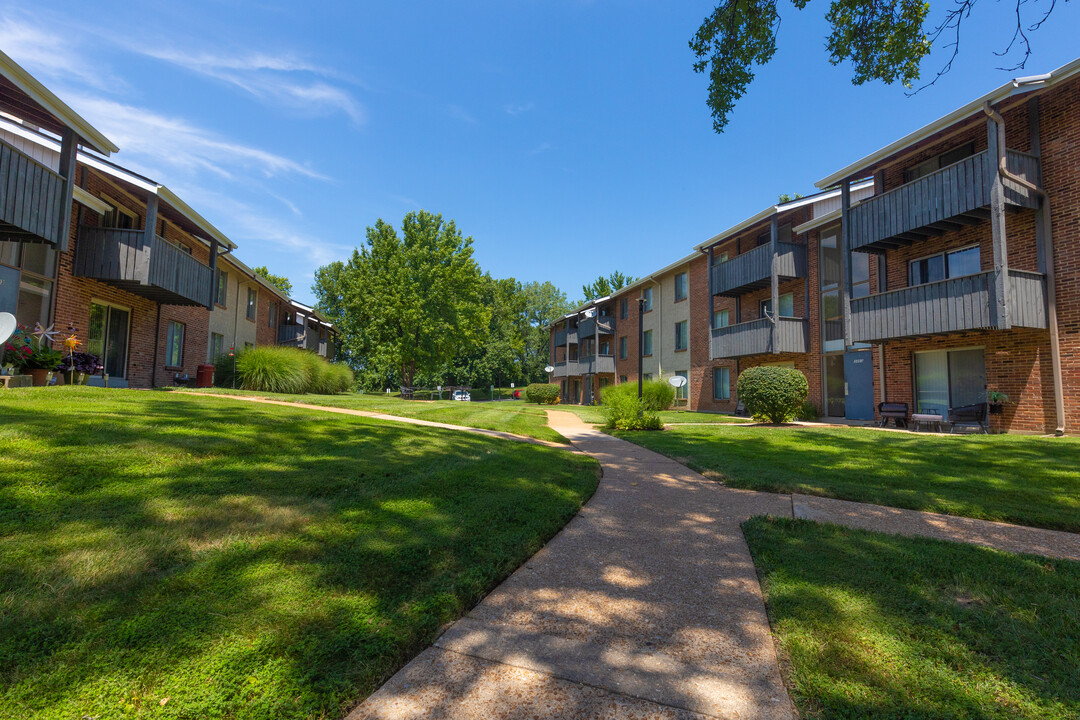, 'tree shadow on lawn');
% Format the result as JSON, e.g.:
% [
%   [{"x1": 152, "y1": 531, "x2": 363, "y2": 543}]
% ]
[
  {"x1": 629, "y1": 425, "x2": 1080, "y2": 532},
  {"x1": 0, "y1": 391, "x2": 598, "y2": 718},
  {"x1": 745, "y1": 517, "x2": 1080, "y2": 720}
]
